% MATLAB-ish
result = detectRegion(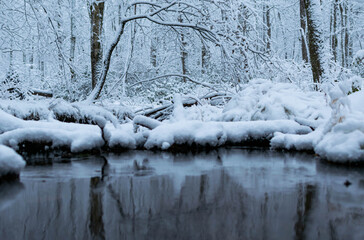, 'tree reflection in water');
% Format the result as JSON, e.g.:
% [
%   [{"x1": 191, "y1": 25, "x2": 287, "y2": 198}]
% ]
[{"x1": 0, "y1": 149, "x2": 364, "y2": 240}]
